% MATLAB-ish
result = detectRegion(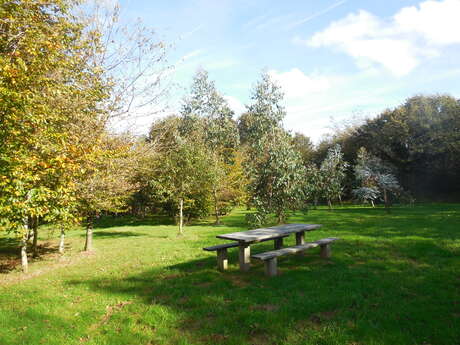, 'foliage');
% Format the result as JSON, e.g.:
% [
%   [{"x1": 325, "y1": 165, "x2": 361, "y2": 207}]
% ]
[
  {"x1": 340, "y1": 95, "x2": 460, "y2": 200},
  {"x1": 180, "y1": 69, "x2": 240, "y2": 223},
  {"x1": 291, "y1": 132, "x2": 314, "y2": 164},
  {"x1": 247, "y1": 130, "x2": 306, "y2": 225},
  {"x1": 353, "y1": 147, "x2": 401, "y2": 208},
  {"x1": 0, "y1": 0, "x2": 107, "y2": 233},
  {"x1": 304, "y1": 163, "x2": 323, "y2": 208},
  {"x1": 319, "y1": 144, "x2": 348, "y2": 209},
  {"x1": 149, "y1": 133, "x2": 214, "y2": 228},
  {"x1": 238, "y1": 71, "x2": 285, "y2": 148}
]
